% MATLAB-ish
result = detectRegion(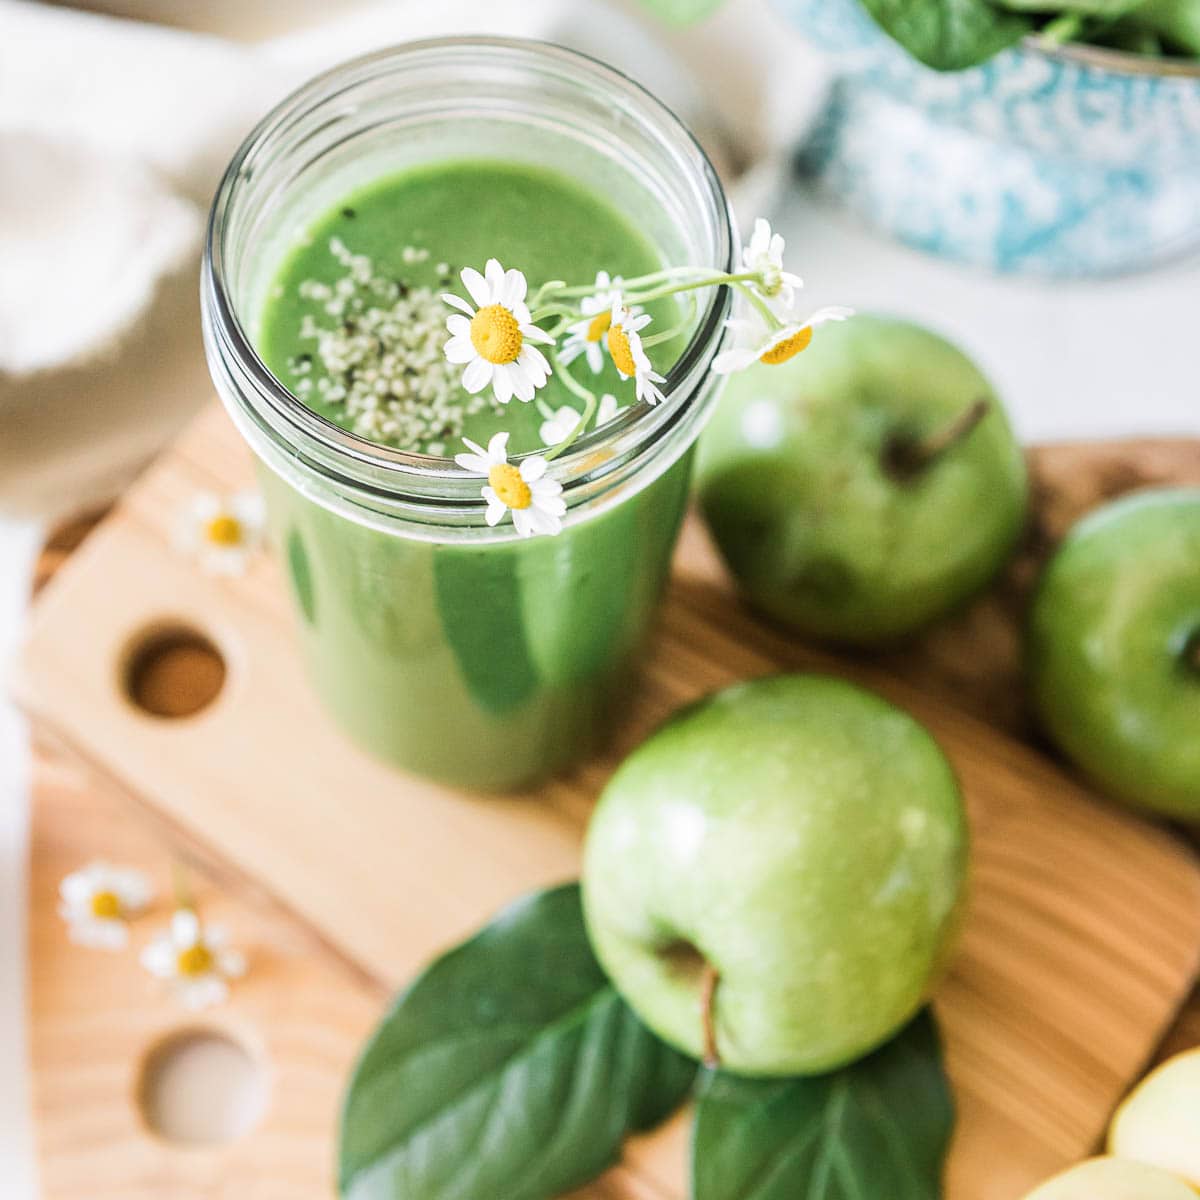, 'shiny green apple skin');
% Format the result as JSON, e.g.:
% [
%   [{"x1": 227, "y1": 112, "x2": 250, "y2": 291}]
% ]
[
  {"x1": 580, "y1": 674, "x2": 968, "y2": 1077},
  {"x1": 1027, "y1": 489, "x2": 1200, "y2": 820},
  {"x1": 696, "y1": 315, "x2": 1027, "y2": 645},
  {"x1": 1021, "y1": 1157, "x2": 1198, "y2": 1200}
]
